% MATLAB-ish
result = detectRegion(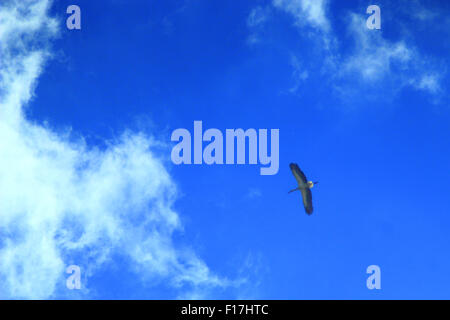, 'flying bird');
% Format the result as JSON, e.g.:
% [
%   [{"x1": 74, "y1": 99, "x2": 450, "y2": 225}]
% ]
[{"x1": 289, "y1": 163, "x2": 318, "y2": 215}]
